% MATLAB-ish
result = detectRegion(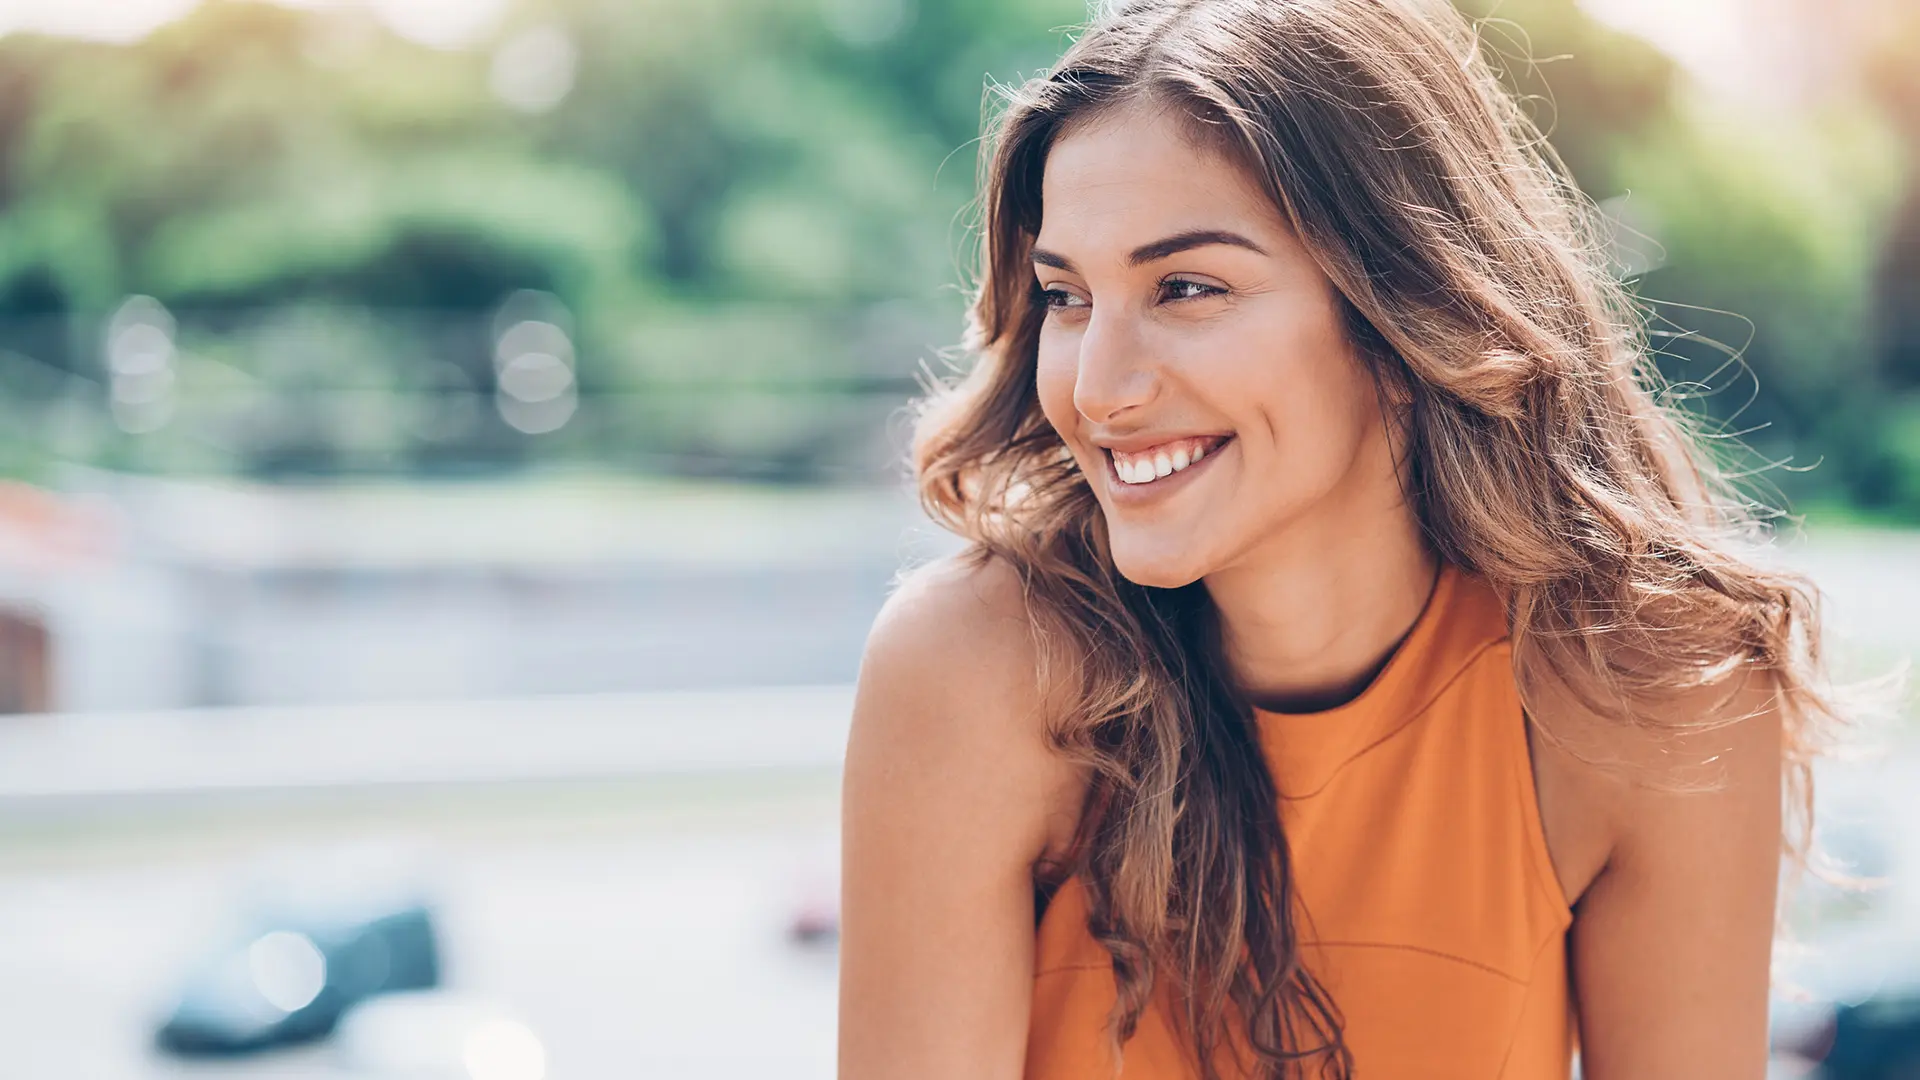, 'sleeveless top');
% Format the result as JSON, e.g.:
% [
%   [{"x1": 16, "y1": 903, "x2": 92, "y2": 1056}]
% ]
[{"x1": 1025, "y1": 560, "x2": 1576, "y2": 1078}]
